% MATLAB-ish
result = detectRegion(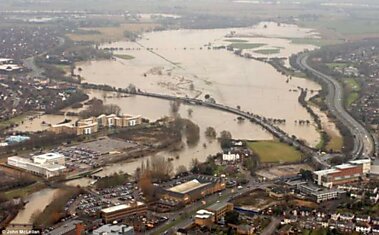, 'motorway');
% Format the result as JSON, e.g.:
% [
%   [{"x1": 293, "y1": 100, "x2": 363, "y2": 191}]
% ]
[{"x1": 296, "y1": 53, "x2": 375, "y2": 159}]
